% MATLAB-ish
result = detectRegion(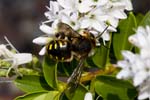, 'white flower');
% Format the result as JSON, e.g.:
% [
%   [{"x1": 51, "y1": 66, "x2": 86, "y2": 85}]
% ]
[
  {"x1": 34, "y1": 0, "x2": 133, "y2": 55},
  {"x1": 0, "y1": 44, "x2": 32, "y2": 77},
  {"x1": 80, "y1": 7, "x2": 107, "y2": 32},
  {"x1": 34, "y1": 20, "x2": 60, "y2": 55},
  {"x1": 129, "y1": 26, "x2": 150, "y2": 59},
  {"x1": 32, "y1": 35, "x2": 52, "y2": 56},
  {"x1": 32, "y1": 36, "x2": 48, "y2": 55},
  {"x1": 60, "y1": 12, "x2": 80, "y2": 30},
  {"x1": 57, "y1": 0, "x2": 93, "y2": 13},
  {"x1": 44, "y1": 1, "x2": 62, "y2": 22},
  {"x1": 32, "y1": 36, "x2": 53, "y2": 45},
  {"x1": 138, "y1": 79, "x2": 150, "y2": 100},
  {"x1": 117, "y1": 51, "x2": 135, "y2": 79},
  {"x1": 120, "y1": 0, "x2": 133, "y2": 10},
  {"x1": 90, "y1": 0, "x2": 109, "y2": 6},
  {"x1": 40, "y1": 20, "x2": 59, "y2": 35},
  {"x1": 77, "y1": 0, "x2": 94, "y2": 13},
  {"x1": 102, "y1": 1, "x2": 128, "y2": 28},
  {"x1": 117, "y1": 26, "x2": 150, "y2": 100},
  {"x1": 84, "y1": 92, "x2": 93, "y2": 100}
]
